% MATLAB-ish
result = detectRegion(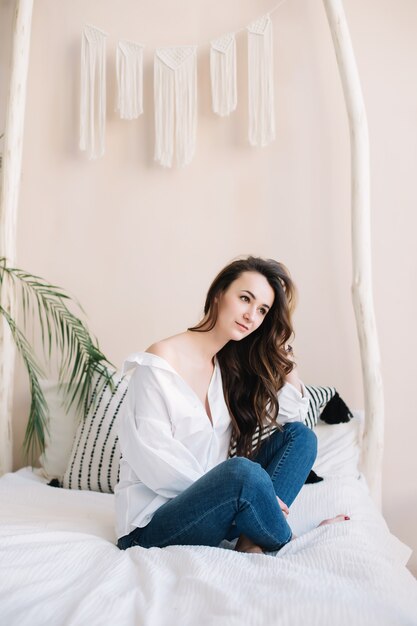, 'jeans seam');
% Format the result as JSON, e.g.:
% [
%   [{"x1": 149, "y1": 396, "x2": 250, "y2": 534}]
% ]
[
  {"x1": 269, "y1": 431, "x2": 295, "y2": 483},
  {"x1": 141, "y1": 497, "x2": 238, "y2": 547}
]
